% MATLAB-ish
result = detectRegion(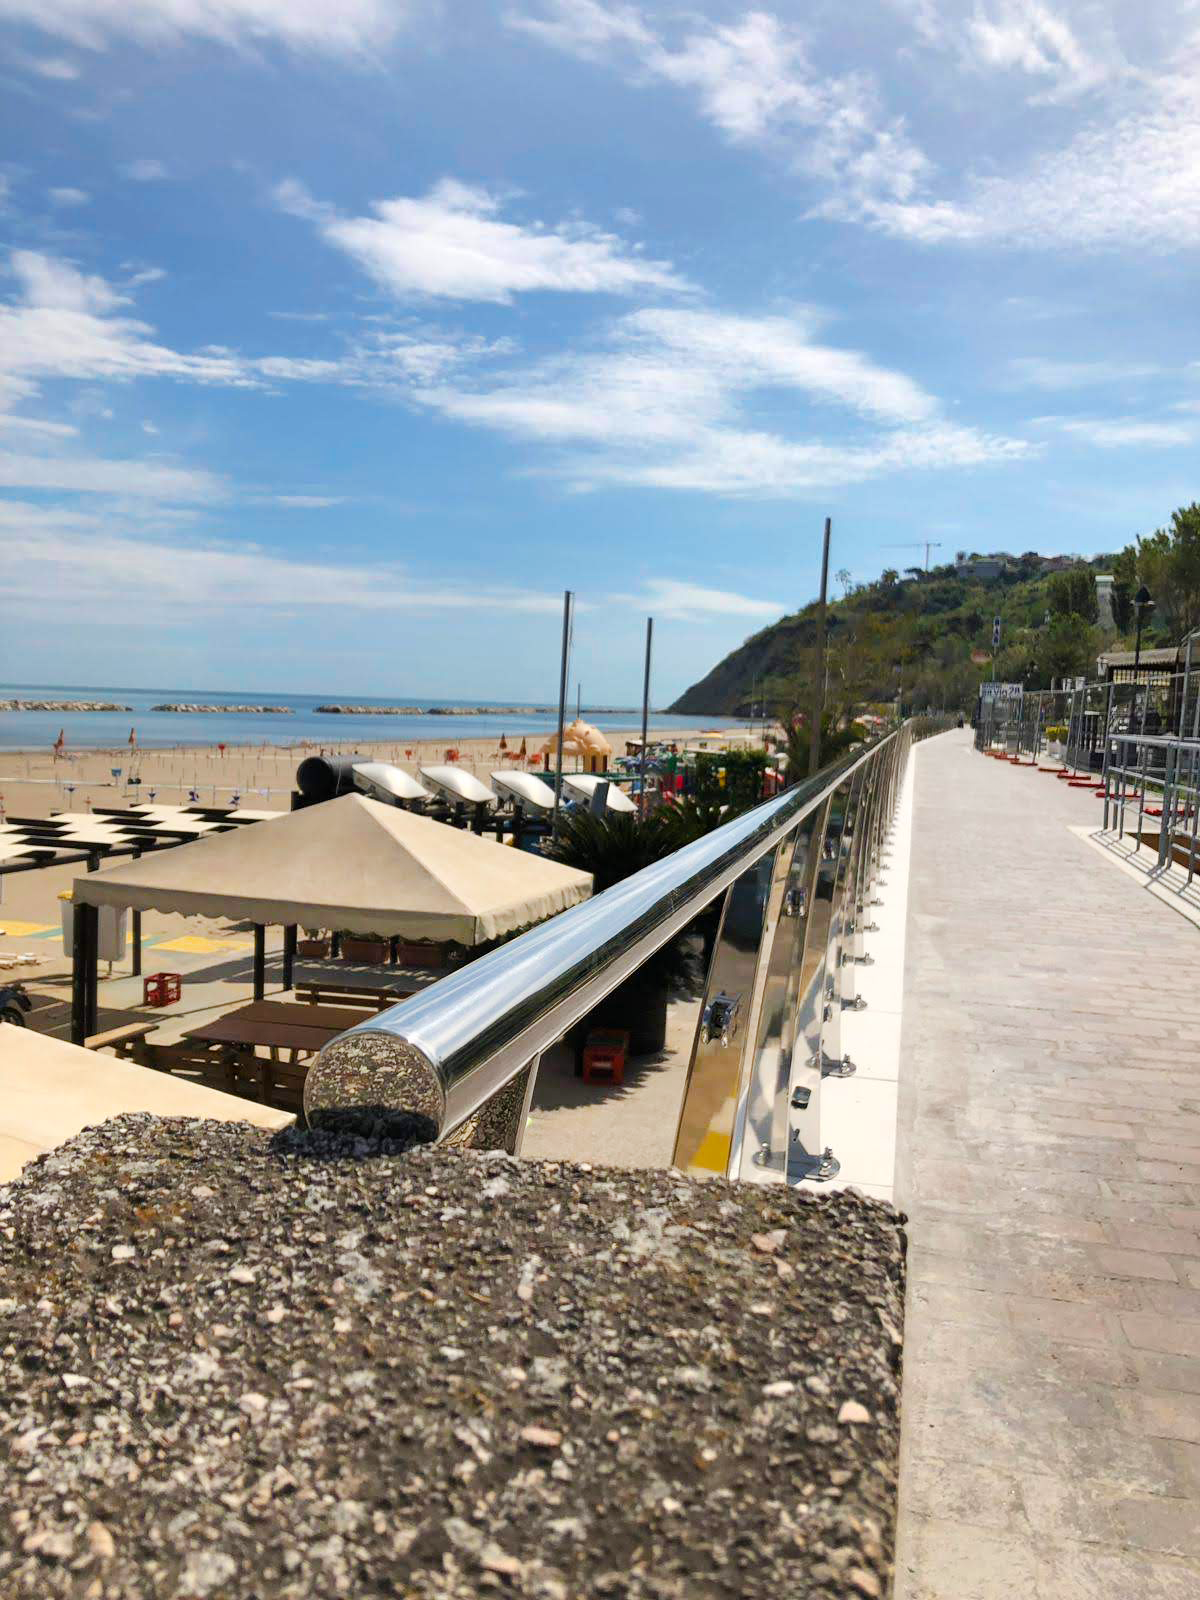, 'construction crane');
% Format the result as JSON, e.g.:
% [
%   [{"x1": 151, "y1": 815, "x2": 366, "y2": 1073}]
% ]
[{"x1": 882, "y1": 540, "x2": 943, "y2": 571}]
